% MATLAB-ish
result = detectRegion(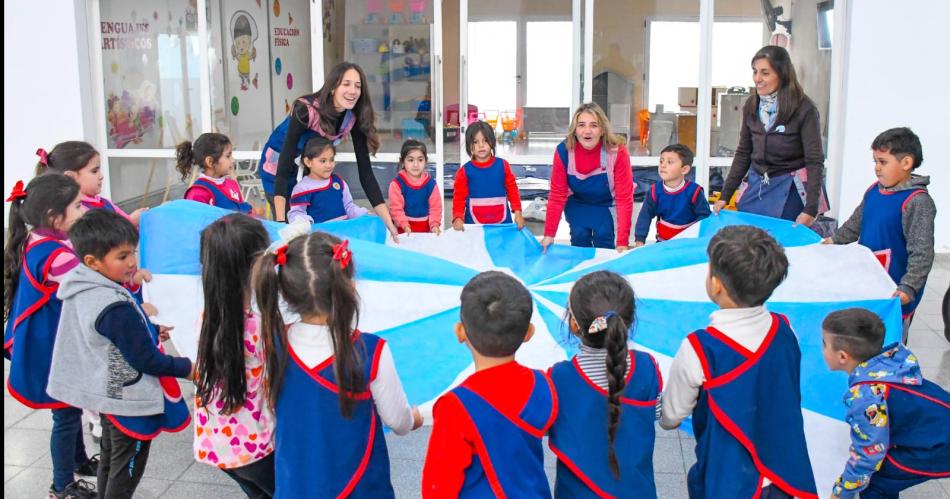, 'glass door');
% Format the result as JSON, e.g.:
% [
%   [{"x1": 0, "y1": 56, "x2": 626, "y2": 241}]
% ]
[{"x1": 455, "y1": 0, "x2": 583, "y2": 234}]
